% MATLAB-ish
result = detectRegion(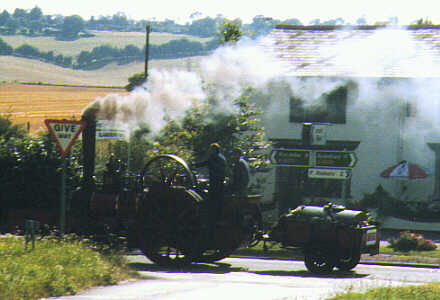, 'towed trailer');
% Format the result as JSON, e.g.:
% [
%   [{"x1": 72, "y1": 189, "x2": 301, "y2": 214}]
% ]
[{"x1": 268, "y1": 204, "x2": 379, "y2": 274}]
